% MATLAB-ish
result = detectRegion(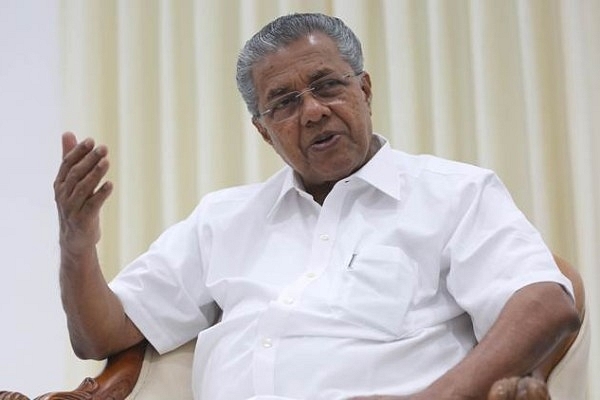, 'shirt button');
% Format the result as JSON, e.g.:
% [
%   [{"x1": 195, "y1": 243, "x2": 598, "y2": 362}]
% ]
[
  {"x1": 305, "y1": 272, "x2": 317, "y2": 279},
  {"x1": 319, "y1": 234, "x2": 329, "y2": 241},
  {"x1": 282, "y1": 296, "x2": 295, "y2": 305},
  {"x1": 262, "y1": 338, "x2": 273, "y2": 348}
]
